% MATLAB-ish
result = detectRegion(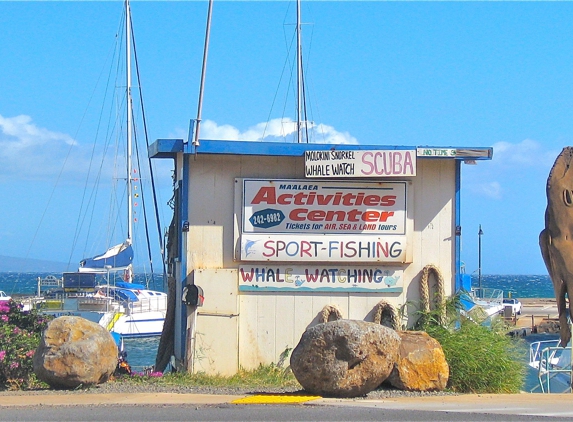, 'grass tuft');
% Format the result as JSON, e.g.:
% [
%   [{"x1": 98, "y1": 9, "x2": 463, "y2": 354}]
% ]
[
  {"x1": 417, "y1": 294, "x2": 527, "y2": 394},
  {"x1": 113, "y1": 363, "x2": 300, "y2": 390}
]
